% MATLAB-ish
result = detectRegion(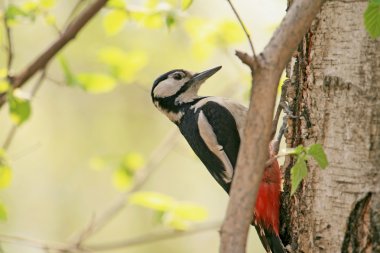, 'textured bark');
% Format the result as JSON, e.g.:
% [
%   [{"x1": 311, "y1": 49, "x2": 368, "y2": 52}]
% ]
[{"x1": 281, "y1": 1, "x2": 380, "y2": 252}]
